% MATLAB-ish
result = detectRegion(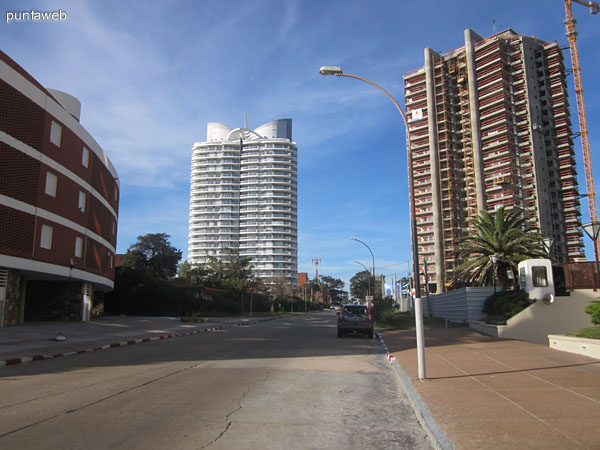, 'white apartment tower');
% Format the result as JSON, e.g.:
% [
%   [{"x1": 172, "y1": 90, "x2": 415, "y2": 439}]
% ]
[{"x1": 188, "y1": 119, "x2": 298, "y2": 285}]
